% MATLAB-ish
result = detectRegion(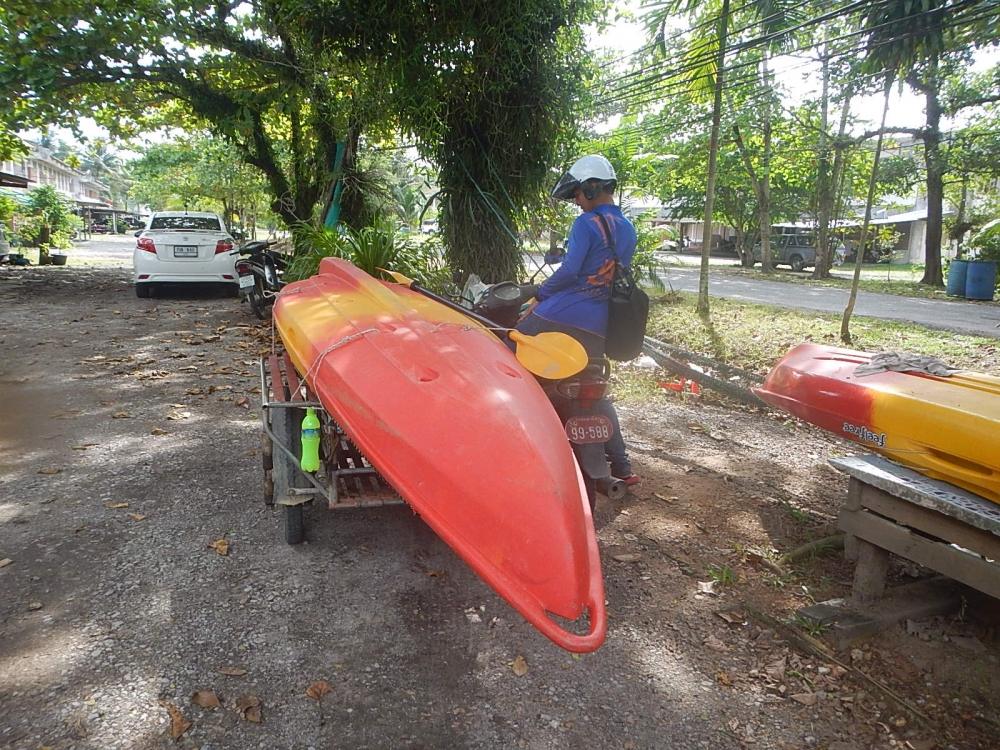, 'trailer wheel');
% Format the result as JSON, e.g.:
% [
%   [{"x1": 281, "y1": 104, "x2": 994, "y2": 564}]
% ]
[
  {"x1": 284, "y1": 504, "x2": 305, "y2": 545},
  {"x1": 261, "y1": 430, "x2": 273, "y2": 471},
  {"x1": 263, "y1": 470, "x2": 274, "y2": 505}
]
